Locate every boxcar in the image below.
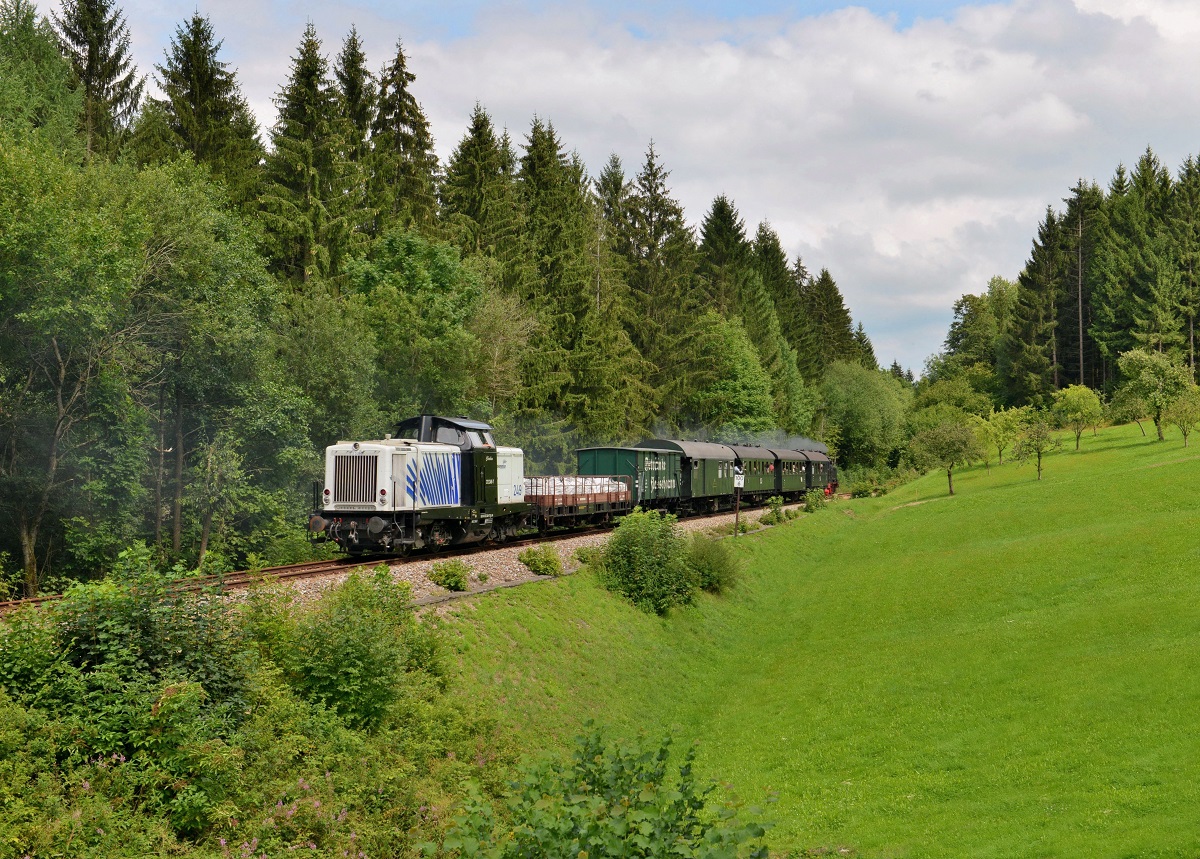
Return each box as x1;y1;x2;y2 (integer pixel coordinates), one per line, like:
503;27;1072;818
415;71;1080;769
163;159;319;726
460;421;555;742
804;450;838;493
576;447;682;507
635;440;737;512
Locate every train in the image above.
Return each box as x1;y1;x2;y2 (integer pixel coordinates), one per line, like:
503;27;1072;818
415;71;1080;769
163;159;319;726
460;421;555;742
307;414;837;555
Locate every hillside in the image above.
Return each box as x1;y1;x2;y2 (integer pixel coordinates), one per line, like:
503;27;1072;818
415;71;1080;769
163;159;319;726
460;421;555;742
435;422;1200;857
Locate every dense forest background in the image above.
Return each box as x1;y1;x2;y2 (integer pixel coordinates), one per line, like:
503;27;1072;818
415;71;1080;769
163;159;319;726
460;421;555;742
5;0;1196;598
0;0;887;595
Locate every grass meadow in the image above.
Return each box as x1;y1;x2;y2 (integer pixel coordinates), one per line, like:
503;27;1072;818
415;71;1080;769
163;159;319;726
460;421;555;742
435;422;1200;858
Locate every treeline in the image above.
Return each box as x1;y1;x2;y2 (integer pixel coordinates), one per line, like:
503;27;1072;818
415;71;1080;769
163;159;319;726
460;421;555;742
934;146;1200;405
0;0;882;595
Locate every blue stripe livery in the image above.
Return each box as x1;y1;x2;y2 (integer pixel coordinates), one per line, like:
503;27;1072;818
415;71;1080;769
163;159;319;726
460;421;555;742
407;451;460;507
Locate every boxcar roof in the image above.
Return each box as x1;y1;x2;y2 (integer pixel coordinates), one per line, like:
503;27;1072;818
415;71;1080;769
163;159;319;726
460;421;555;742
637;439;736;459
725;444;777;461
804;450;833;463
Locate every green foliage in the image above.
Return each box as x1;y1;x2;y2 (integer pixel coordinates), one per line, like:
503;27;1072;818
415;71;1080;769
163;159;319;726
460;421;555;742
1052;384;1104;450
435;729;769;859
600;508;695;615
1117;347;1192;441
687;535;740;594
517;544;563;578
908;419;983;496
1164;384;1200;446
804;489;828;512
819;362;911;467
243;566;432;728
759;495;787;526
1012;409;1062;479
430;558;471;591
574;545;604;567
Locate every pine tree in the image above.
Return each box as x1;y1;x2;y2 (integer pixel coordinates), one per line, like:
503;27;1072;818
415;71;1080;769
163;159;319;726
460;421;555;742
260;23;356;284
853;322;878;370
622;142;697;400
1171;155;1200;377
1006;208;1065;406
145;14;262;205
1059;179;1104;387
801;268;855;376
53;0;143;155
697;195;750;313
370;37;438;230
440;104;531;295
335;26;374;163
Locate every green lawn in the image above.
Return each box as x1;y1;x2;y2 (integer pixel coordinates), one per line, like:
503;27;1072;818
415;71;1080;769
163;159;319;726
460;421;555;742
436;423;1200;858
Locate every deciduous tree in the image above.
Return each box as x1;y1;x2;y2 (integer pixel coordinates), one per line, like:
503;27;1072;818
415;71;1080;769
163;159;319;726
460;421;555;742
909;420;982;496
1052;384;1104;450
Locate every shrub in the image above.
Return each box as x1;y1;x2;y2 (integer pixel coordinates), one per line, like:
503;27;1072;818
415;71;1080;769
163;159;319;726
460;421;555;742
243;566;422;729
435;728;770;858
429;559;471;591
759;496;786;526
573;545;603;567
805;489;828;512
687;535;740;594
599;508;694;615
518;544;563;577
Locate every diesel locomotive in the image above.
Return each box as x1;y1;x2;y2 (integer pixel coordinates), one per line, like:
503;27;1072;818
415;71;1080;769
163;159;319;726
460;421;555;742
308;415;837;555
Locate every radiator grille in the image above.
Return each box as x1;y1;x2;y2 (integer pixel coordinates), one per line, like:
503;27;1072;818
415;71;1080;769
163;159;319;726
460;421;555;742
334;454;378;504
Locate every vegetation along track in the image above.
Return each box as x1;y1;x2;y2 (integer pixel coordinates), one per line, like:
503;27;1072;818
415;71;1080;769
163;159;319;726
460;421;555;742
0;513;727;616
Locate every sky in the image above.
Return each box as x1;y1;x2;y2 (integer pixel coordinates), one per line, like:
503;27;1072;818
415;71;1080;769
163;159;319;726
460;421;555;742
34;0;1200;373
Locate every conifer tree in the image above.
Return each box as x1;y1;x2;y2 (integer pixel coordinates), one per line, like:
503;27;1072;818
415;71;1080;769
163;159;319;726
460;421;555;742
853;322;878;370
335;26;374;163
1059;179;1104;387
1091;167;1156;366
1006;208;1065;406
440;104;531;294
143;14;262;205
595;152;633;267
371;37;438;230
698;195;750;313
53;0;143;155
801;268;855;376
622;142;697;399
1171;155;1200;378
260;23;355;284
0;0;81;150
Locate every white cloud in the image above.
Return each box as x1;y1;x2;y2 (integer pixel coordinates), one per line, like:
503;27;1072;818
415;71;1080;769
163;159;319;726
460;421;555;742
33;0;1200;372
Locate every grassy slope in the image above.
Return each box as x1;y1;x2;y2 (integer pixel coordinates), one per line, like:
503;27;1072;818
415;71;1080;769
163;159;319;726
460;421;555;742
435;423;1200;858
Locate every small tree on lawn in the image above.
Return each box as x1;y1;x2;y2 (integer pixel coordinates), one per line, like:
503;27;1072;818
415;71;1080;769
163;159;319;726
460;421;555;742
1117;348;1191;441
986;406;1027;465
1107;385;1150;436
1165;384;1200;447
909;420;982;496
1012;409;1061;480
1053;384;1104;450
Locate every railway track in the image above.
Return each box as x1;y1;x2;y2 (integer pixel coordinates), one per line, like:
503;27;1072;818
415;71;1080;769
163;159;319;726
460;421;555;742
0;523;638;617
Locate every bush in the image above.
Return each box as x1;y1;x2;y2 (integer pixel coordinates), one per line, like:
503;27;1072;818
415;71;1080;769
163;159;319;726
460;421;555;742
518;544;563;577
759;496;786;526
688;535;740;594
243;566;423;729
573;545;603;567
600;508;694;615
429;559;471;591
435;728;770;859
804;489;828;512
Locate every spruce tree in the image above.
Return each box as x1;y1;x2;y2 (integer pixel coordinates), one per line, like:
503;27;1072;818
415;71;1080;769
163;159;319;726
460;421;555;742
1006;208;1065;406
260;23;355;284
1059;179;1104;387
371;37;438;230
622;142;697;399
53;0;143;155
146;14;262;205
698;195;750;313
1171;155;1200;377
801;268;856;376
853;322;878;370
595;152;633;266
0;0;81;150
335;25;374;162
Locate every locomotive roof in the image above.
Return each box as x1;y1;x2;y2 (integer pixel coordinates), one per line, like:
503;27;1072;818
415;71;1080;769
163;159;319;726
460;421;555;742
637;439;736;459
